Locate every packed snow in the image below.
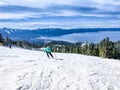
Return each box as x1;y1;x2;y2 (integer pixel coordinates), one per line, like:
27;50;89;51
0;46;120;90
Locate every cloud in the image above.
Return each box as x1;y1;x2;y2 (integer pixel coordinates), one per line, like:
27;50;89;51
0;12;36;20
47;5;97;12
0;1;7;5
0;0;75;8
0;0;120;28
0;4;97;14
0;5;42;13
92;0;120;5
0;19;120;29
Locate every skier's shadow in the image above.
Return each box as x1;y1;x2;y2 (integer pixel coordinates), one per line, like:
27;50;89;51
55;58;64;60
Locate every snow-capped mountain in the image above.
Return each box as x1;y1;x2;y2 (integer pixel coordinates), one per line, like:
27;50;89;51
0;46;120;90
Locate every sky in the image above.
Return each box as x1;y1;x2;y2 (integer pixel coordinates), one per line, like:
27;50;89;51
0;0;120;29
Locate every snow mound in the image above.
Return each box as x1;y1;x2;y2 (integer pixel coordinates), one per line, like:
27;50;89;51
0;46;120;90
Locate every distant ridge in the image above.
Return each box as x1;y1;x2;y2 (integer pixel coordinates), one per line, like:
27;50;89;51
0;28;120;44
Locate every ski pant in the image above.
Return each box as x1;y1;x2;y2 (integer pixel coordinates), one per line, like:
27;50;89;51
46;52;53;58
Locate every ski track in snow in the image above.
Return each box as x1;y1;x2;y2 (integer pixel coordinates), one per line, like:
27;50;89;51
0;46;120;90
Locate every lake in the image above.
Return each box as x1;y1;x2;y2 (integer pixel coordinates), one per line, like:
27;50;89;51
42;31;120;43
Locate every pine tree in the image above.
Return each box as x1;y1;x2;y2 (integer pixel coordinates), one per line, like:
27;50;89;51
5;36;12;46
114;41;120;59
82;44;89;55
87;43;97;56
0;33;3;44
99;37;114;58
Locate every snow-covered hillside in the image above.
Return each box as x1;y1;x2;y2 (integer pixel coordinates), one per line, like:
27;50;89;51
0;46;120;90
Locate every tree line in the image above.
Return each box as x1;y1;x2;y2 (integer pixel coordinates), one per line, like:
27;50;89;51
0;33;120;60
47;38;120;60
0;33;42;49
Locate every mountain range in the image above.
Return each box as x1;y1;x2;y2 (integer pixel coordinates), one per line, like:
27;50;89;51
0;28;120;44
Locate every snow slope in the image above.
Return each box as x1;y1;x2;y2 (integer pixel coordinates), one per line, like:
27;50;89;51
0;46;120;90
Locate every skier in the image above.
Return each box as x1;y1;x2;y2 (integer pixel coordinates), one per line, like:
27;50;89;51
44;46;54;59
9;45;11;49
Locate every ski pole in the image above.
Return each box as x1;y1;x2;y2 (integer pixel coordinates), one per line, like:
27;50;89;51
38;52;45;60
53;52;57;58
41;52;45;57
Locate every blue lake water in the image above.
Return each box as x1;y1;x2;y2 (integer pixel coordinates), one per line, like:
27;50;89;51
42;31;120;43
